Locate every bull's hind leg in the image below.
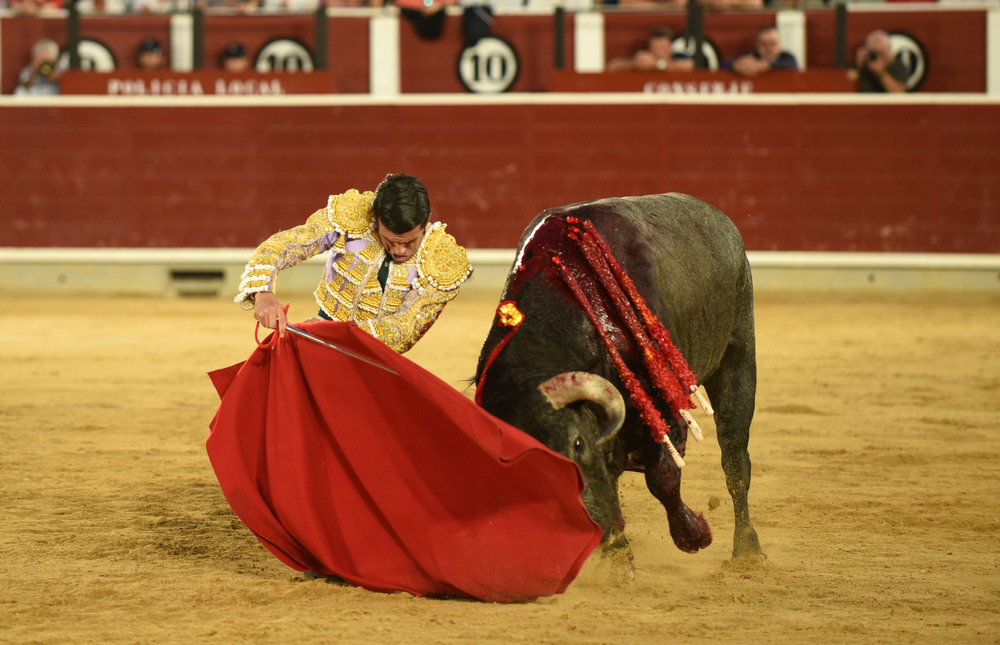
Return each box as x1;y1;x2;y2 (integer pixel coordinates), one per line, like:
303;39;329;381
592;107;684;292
703;303;764;563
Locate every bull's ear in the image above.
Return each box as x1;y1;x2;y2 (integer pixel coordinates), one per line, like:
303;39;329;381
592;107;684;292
538;372;625;446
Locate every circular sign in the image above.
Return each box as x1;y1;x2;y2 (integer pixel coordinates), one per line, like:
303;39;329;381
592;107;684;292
889;31;929;91
457;36;519;94
58;38;117;72
255;38;314;72
673;36;721;71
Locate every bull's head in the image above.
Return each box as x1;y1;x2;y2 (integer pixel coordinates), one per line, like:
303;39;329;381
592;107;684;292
538;372;625;443
536;371;626;536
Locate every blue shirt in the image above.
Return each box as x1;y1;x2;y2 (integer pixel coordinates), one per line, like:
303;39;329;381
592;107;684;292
721;51;799;72
14;64;60;96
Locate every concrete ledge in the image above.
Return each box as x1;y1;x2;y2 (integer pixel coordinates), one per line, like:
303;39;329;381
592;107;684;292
746;251;1000;291
1;248;998;297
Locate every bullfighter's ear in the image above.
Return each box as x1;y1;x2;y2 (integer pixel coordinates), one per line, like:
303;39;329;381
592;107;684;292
538;372;625;443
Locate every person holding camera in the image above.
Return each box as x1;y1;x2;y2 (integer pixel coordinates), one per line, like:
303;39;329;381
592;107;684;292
14;39;62;96
849;29;908;93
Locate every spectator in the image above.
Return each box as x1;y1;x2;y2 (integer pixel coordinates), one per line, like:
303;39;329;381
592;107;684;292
9;0;63;14
76;0;127;12
204;0;260;12
129;0;190;13
14;39;62;97
700;0;763;8
613;0;762;7
848;29;908;93
721;25;798;78
257;0;327;10
221;42;251;72
612;0;687;7
136;37;165;71
397;0;458;41
607;26;694;73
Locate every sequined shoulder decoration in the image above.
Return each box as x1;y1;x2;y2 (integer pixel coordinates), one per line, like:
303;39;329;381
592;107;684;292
325;189;376;236
416;223;472;292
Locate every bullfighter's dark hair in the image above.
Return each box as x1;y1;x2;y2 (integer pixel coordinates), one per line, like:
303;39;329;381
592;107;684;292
372;173;431;234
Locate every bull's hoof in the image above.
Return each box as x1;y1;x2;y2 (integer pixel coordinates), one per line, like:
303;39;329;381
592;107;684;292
732;550;767;568
731;527;765;565
668;505;713;553
599;529;636;581
600;550;636;581
731;544;767;568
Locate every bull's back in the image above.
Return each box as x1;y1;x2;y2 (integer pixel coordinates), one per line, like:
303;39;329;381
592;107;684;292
559;193;746;280
538;193;751;380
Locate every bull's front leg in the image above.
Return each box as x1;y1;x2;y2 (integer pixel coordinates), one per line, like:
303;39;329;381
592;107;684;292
642;449;713;553
599;523;636;581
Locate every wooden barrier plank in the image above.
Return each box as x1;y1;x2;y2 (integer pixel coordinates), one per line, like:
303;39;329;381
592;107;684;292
1;99;998;254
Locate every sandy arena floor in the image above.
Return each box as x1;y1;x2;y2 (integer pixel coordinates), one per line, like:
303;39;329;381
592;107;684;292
1;287;999;644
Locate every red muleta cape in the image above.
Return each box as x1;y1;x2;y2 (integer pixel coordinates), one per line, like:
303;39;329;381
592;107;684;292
206;321;602;603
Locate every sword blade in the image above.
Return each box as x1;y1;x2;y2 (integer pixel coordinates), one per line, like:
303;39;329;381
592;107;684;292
285;325;399;375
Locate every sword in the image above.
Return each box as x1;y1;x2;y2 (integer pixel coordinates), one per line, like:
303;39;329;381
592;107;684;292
286;325;399;375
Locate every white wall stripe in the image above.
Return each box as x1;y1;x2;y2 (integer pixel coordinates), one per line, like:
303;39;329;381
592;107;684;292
573;11;604;73
776;10;806;71
988;7;999;95
170;12;194;72
369;11;400;97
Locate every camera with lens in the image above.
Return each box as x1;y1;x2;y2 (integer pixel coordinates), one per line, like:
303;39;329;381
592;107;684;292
38;61;55;77
866;50;879;63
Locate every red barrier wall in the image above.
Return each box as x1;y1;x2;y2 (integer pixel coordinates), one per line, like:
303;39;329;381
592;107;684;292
2;99;998;253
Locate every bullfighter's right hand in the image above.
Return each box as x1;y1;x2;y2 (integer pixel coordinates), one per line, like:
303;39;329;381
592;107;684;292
253;291;288;338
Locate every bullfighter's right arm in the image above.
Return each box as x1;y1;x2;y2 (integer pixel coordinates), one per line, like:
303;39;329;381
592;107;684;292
235;190;374;310
234;208;341;310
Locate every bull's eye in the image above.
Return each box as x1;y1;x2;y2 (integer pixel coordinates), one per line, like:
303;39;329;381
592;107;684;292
573;438;585;455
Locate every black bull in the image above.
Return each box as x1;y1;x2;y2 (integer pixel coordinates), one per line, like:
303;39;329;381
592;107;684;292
475;193;763;566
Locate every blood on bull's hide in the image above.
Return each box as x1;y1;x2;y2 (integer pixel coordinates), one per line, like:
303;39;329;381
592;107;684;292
475;193;763;571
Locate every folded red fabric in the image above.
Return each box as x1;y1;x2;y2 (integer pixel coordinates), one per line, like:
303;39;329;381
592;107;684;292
207;321;601;602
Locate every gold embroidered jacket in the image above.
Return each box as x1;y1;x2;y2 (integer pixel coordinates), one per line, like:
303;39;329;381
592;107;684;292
236;189;472;353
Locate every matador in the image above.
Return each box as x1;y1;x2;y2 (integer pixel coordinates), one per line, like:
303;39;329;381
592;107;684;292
235;175;472;353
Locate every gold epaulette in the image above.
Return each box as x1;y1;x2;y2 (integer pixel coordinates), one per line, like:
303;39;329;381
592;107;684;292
325;189;376;236
416;223;472;292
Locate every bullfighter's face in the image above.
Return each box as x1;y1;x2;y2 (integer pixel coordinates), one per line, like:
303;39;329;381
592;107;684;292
377;222;425;263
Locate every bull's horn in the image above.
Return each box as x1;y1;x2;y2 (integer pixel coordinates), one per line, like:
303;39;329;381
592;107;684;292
538;372;626;442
